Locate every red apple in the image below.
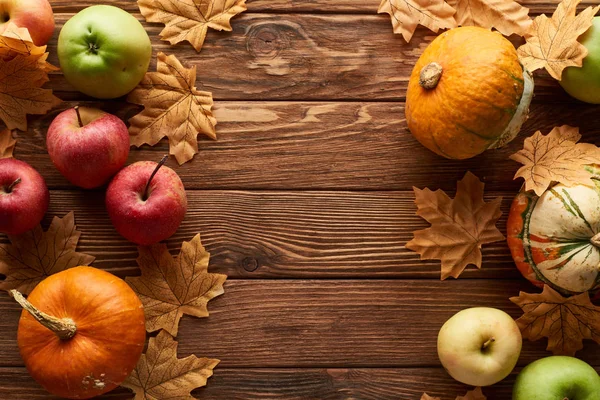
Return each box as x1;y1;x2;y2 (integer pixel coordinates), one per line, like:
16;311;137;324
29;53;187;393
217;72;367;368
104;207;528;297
46;106;130;189
0;158;49;235
106;157;187;245
0;0;55;45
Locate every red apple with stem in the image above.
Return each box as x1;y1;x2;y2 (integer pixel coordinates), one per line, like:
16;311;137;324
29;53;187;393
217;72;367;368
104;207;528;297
0;158;49;235
46;106;130;189
106;156;187;245
0;0;55;45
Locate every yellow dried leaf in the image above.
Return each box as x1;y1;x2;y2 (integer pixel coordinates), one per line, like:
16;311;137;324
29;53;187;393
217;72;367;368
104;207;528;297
406;172;504;280
127;52;217;165
510;125;600;196
517;0;600;80
0;22;58;72
447;0;531;37
421;394;441;400
510;285;600;356
122;330;219;399
421;388;486;400
378;0;457;42
0;212;95;295
138;0;247;52
126;234;227;336
0;128;16;158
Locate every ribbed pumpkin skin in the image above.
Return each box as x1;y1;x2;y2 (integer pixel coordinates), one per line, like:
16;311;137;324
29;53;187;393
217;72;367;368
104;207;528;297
507;184;600;297
406;26;525;159
17;267;146;399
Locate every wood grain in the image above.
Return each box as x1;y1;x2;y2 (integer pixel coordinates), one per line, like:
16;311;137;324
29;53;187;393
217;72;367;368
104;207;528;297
16;102;600;191
1;280;599;368
1;190;518;278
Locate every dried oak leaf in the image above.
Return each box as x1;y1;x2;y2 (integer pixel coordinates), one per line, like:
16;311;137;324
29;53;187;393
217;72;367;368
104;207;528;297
127;52;217;165
421;388;486;400
0;54;61;131
447;0;531;37
510;285;600;356
517;0;600;80
406;171;504;280
510;125;600;196
122;330;219;399
0;128;16;158
138;0;247;52
0;22;58;72
126;234;227;336
0;212;95;295
378;0;457;42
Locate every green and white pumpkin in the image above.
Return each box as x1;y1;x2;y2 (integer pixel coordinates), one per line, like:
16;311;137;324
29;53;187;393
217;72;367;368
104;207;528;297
507;182;600;296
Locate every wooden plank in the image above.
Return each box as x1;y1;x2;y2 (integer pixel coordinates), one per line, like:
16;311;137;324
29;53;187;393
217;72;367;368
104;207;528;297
45;14;565;102
1;280;599;367
1;190;519;278
16;102;600;191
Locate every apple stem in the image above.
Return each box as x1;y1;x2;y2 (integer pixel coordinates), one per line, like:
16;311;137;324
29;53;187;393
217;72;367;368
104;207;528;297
143;155;169;201
6;177;21;193
481;337;495;350
74;106;83;128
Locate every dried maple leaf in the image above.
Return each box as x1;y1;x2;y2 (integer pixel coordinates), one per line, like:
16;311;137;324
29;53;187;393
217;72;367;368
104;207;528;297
122;330;219;399
127;52;217;165
517;0;600;80
378;0;457;42
138;0;247;52
0;212;95;295
406;171;504;280
421;388;486;400
0;22;58;72
421;395;440;400
126;234;227;336
447;0;531;37
510;125;600;196
511;285;600;356
0;128;16;158
0;54;61;131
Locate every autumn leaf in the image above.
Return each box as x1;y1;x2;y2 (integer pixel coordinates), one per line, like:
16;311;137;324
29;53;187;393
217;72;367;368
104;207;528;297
517;0;600;80
378;0;457;42
406;171;504;280
122;330;219;399
0;129;16;158
0;22;58;72
447;0;531;37
510;285;600;356
127;52;217;165
0;212;95;295
421;388;486;400
0;54;61;131
421;394;440;400
138;0;247;52
510;125;600;196
126;234;227;336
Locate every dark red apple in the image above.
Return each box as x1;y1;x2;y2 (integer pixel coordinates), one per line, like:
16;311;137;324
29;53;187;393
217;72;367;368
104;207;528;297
0;158;49;235
105;157;187;245
46;106;130;189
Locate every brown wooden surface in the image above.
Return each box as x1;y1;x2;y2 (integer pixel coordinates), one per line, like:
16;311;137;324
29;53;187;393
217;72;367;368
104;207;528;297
1;0;599;399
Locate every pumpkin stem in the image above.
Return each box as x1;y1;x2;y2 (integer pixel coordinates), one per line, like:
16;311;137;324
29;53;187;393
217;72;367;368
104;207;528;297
591;233;600;248
419;62;443;90
9;290;77;340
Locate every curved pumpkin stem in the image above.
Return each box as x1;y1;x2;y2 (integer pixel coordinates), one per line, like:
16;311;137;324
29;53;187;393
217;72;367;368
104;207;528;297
591;233;600;248
9;290;77;340
419;62;443;90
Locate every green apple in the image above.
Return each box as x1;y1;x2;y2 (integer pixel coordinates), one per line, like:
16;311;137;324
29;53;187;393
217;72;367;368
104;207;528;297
437;307;522;387
513;356;600;400
57;5;151;99
560;17;600;104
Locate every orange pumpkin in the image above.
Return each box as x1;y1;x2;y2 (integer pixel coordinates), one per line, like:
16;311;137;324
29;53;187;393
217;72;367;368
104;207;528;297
12;266;146;399
406;26;534;160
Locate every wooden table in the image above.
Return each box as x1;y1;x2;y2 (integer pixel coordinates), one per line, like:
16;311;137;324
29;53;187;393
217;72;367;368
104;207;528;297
2;0;600;398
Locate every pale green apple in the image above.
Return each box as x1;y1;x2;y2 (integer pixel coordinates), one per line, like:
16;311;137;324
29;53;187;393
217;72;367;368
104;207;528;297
57;5;151;99
513;356;600;400
560;17;600;104
437;307;522;387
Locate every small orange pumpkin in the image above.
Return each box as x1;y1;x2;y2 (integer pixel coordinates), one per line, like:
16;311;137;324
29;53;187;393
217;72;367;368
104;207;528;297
12;266;146;399
406;26;534;160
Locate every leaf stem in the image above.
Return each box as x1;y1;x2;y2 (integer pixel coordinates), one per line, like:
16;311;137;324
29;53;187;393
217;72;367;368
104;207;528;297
143;155;168;201
74;106;83;128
